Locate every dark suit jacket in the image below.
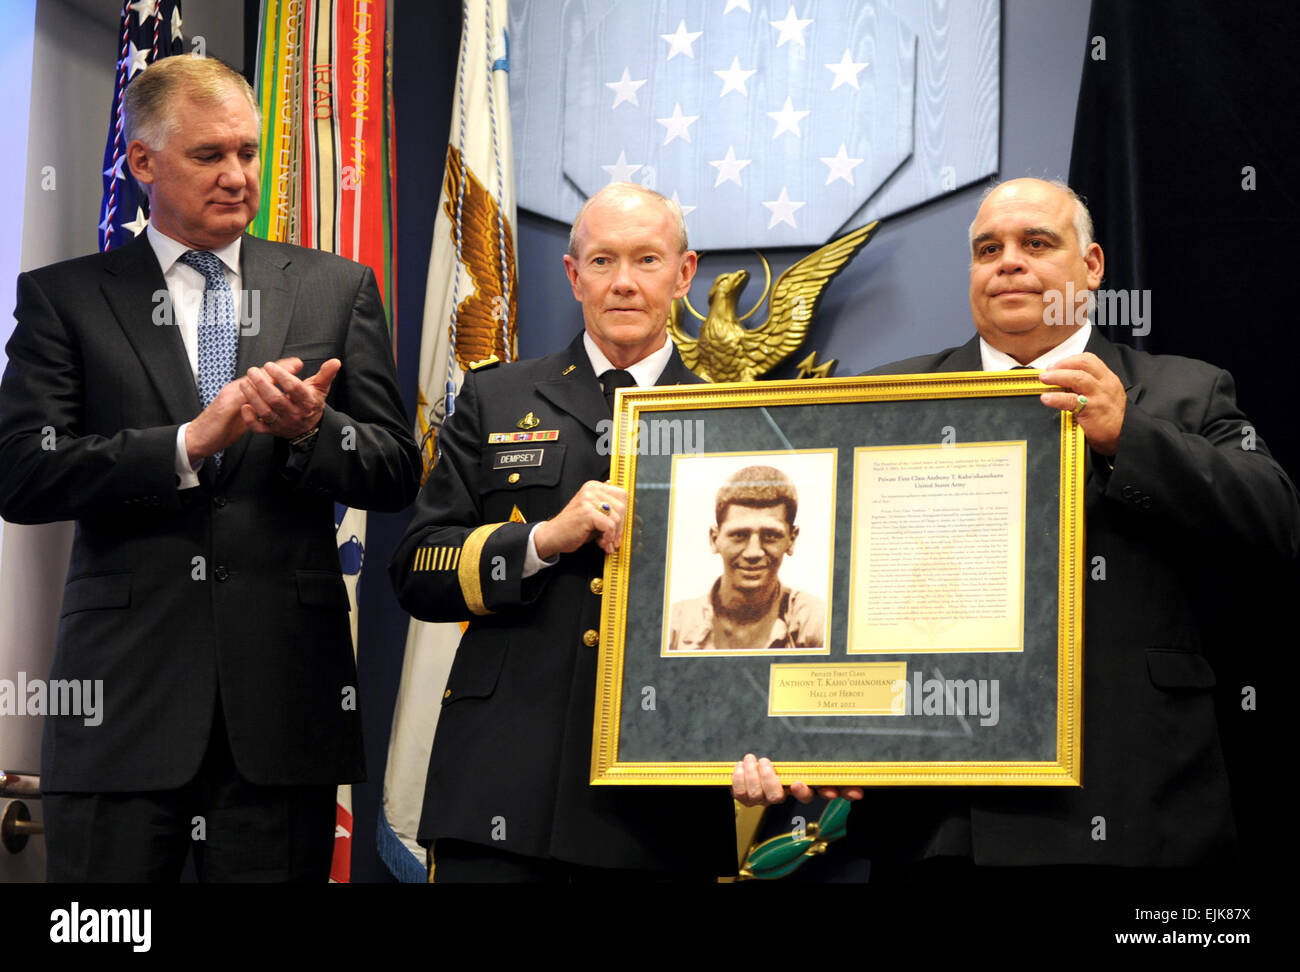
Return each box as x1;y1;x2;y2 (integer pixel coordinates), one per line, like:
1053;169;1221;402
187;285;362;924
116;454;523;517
0;233;421;792
389;332;736;873
853;330;1300;866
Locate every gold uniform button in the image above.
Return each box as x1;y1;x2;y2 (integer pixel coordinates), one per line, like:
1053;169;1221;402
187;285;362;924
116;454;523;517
589;577;604;595
507;472;521;484
582;629;599;648
443;689;452;699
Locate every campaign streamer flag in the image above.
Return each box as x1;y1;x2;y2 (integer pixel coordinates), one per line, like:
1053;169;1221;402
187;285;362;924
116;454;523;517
98;0;185;252
377;0;516;882
252;0;397;883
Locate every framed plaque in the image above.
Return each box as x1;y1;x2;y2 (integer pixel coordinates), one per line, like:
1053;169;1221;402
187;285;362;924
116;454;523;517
591;371;1084;787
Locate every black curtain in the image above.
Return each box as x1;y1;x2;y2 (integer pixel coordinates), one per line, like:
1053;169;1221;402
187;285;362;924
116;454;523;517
1069;0;1299;872
1068;0;1298;478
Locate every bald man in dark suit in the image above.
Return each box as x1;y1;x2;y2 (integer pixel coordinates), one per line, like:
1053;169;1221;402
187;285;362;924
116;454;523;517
737;179;1299;878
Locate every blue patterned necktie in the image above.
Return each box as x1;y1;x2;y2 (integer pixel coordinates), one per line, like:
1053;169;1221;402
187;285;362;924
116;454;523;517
178;249;238;468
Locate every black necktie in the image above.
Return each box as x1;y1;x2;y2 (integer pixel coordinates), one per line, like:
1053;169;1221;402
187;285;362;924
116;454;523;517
600;369;637;414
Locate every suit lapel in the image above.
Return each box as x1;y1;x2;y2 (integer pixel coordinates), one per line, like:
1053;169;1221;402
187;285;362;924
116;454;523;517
218;235;298;482
1081;330;1141;497
234;234;297;376
939;335;983;372
1085;329;1142;406
101;235;201;427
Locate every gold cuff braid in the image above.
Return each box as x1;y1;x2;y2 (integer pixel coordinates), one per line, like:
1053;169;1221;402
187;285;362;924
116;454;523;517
457;522;508;616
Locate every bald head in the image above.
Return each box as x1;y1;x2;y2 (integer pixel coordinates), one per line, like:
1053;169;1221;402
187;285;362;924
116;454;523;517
568;183;688;257
970;178;1094;260
967;178;1105;364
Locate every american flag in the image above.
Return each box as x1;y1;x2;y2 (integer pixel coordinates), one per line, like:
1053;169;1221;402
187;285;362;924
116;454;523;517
99;0;185;252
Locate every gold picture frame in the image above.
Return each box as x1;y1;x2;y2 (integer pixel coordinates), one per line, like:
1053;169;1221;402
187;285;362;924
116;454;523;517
591;371;1084;787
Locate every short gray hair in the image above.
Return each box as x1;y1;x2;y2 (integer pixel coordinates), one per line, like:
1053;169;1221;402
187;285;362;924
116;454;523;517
123;56;261;150
967;178;1095;257
568;182;689;257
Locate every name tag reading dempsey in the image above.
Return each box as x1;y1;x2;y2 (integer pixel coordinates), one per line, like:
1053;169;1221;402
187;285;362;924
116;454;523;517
768;662;908;716
492;449;545;469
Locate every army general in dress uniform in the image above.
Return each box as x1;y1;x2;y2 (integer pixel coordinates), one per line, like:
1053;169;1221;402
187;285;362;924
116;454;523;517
389;183;739;882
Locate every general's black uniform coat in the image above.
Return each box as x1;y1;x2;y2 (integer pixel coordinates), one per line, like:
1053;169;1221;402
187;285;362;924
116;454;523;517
0;233;421;792
390;332;736;873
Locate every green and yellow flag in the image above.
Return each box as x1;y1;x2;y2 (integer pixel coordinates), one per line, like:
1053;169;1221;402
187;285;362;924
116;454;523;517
250;0;398;884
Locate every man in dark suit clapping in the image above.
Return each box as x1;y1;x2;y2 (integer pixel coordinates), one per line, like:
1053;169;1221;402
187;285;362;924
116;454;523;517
0;56;420;881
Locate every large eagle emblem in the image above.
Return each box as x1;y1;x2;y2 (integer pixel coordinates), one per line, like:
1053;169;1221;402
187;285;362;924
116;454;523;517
668;221;879;382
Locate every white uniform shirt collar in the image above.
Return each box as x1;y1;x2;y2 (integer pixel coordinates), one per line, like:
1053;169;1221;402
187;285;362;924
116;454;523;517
979;321;1093;371
582;331;675;387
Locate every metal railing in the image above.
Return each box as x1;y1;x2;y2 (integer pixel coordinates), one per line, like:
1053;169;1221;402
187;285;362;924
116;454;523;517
0;770;43;854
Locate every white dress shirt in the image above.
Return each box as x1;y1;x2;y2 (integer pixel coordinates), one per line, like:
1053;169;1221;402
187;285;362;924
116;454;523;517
979;321;1093;372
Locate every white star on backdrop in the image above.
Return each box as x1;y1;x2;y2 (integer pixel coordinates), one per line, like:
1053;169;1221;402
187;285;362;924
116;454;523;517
713;56;757;98
723;0;751;13
708;145;752;187
171;5;183;42
820;143;864;185
126;41;149;78
762;187;805;228
670;191;696;218
770;5;813;47
123;206;150;237
656;103;700;144
104;156;127;182
660;20;702;60
766;96;810;139
825;49;869;90
605;67;647;109
129;0;159;22
601;150;643;182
